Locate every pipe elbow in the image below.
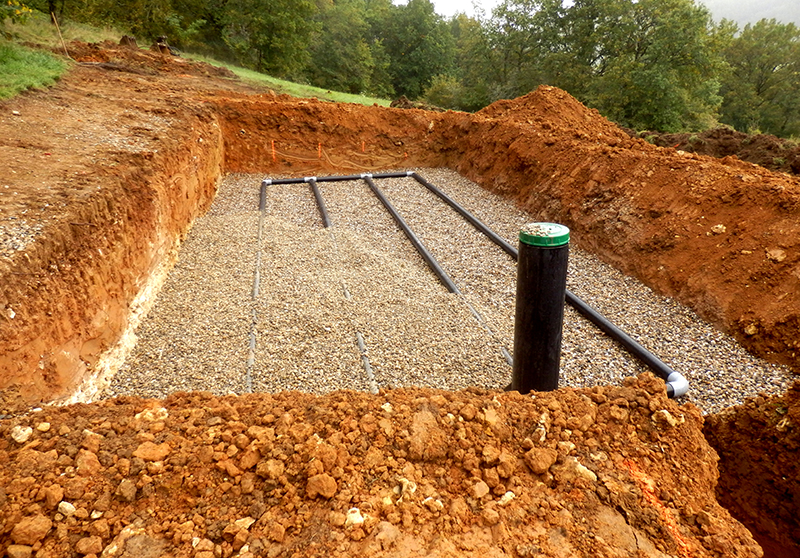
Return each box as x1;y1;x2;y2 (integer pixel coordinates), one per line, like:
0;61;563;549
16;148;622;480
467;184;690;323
665;372;689;398
262;179;272;186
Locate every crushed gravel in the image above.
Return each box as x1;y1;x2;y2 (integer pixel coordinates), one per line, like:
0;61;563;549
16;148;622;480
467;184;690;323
103;169;794;414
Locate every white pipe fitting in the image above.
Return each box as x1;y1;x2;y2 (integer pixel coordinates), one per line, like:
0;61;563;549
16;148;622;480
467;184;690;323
666;372;689;398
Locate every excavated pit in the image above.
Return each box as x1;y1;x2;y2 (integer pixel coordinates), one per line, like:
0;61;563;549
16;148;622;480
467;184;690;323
1;42;799;557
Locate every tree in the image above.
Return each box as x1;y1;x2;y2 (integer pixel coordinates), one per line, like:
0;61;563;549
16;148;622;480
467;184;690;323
306;0;392;96
719;19;800;137
580;0;726;131
469;0;725;131
372;0;455;98
221;0;319;77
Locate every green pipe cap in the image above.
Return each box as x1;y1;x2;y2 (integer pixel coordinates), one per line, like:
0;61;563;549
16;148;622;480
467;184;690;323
519;222;570;247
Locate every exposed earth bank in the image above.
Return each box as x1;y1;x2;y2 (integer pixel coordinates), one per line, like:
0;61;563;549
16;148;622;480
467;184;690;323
0;374;763;558
634;127;800;177
0;41;799;556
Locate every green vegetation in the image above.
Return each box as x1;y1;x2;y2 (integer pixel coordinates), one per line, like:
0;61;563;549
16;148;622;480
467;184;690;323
0;39;65;99
4;0;800;137
718;19;800;138
3;10;121;46
185;53;390;106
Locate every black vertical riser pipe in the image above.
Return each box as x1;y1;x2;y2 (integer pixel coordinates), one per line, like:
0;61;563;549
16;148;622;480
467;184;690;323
511;225;570;393
362;175;461;295
410;174;688;397
308;178;332;228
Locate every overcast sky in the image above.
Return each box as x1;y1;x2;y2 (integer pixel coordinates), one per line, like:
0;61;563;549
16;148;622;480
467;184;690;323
429;0;800;27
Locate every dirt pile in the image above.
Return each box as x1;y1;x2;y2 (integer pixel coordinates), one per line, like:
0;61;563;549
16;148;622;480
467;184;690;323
440;87;800;371
0;374;762;557
635;127;800;176
65;40;237;79
705;382;800;558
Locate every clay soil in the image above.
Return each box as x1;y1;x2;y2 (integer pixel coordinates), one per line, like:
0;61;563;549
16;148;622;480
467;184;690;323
1;41;800;557
636;128;800;176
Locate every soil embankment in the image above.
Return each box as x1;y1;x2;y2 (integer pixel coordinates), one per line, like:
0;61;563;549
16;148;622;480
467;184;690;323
705;384;800;558
0;374;763;558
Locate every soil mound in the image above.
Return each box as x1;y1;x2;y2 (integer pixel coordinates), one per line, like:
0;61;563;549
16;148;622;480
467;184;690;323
635;127;800;176
0;374;761;557
705;381;800;558
475;87;629;143
65;40;237;79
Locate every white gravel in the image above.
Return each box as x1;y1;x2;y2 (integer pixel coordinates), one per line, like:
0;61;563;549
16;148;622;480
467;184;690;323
104;169;794;414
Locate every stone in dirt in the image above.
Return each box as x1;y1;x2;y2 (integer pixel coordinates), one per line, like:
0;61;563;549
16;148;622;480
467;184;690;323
306;473;337;499
10;515;52;545
132;441;171;461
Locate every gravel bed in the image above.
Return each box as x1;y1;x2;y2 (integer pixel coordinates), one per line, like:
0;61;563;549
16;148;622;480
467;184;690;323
103;170;794;414
381;168;793;414
105;211;257;398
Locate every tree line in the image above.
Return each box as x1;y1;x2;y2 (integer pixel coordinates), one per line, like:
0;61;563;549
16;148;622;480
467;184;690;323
19;0;800;136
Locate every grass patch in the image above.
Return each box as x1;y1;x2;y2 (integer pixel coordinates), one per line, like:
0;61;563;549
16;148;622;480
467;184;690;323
3;11;123;49
0;39;66;99
184;52;391;107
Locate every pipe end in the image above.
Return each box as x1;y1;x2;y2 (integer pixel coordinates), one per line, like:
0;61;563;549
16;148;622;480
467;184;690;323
665;372;689;398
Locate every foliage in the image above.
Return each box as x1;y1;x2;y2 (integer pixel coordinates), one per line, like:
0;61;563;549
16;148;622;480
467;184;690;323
477;0;724;131
5;0;800;137
371;0;455;98
0;38;65;98
306;0;392;96
1;1;33;25
184;52;391;106
718;19;800;138
219;0;319;78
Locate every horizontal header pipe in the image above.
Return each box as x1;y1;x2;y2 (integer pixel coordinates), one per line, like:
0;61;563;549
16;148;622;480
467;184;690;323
263;171;413;186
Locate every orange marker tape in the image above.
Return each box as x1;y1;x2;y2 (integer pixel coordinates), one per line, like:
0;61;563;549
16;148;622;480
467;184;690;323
271;140;276;162
318;143;322;159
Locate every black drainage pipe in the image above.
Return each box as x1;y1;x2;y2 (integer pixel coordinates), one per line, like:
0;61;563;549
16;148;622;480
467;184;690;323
308;178;332;228
362;174;461;295
411;172;517;257
263;171;414;186
412;175;688;398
